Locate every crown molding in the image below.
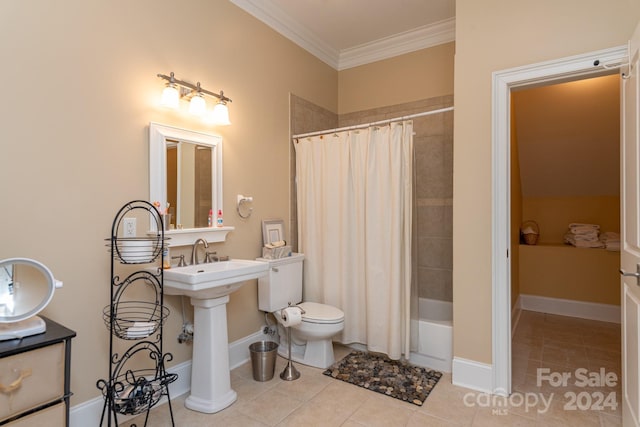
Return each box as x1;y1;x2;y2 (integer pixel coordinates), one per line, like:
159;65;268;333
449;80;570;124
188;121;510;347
230;0;455;71
230;0;340;69
338;18;455;70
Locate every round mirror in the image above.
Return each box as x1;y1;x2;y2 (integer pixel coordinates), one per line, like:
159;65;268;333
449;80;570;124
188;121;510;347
0;258;58;323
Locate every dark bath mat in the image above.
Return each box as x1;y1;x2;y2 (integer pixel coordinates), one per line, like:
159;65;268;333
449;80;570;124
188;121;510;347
323;350;442;406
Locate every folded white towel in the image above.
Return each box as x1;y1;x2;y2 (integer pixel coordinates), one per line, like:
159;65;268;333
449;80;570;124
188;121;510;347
564;233;605;248
573;233;599;242
574;239;605;248
563;233;576;245
569;223;600;230
571;227;599;236
606;241;621;251
569;224;601;236
600;231;620;242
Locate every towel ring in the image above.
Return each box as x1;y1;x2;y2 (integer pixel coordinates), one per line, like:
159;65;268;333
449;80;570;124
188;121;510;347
237;195;253;219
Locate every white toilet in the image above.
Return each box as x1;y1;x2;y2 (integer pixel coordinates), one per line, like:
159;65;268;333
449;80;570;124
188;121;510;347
257;253;344;369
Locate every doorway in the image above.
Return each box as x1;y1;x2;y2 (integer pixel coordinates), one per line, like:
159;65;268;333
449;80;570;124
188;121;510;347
491;45;629;395
509;74;622;413
512;74;621;312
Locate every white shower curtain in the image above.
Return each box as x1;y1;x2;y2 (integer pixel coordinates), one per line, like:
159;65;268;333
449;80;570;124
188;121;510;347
295;121;413;359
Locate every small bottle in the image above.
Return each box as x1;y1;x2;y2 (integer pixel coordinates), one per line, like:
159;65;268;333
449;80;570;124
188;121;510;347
216;209;223;227
208;209;213;227
162;246;171;269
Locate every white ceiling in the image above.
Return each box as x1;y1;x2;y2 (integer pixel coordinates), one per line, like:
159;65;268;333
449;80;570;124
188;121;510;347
229;0;456;70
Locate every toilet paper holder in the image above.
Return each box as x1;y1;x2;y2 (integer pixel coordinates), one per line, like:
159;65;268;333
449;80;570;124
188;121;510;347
281;304;305;319
280;304;305;381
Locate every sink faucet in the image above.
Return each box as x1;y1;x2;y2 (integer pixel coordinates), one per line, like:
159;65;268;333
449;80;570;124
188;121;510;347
191;238;209;265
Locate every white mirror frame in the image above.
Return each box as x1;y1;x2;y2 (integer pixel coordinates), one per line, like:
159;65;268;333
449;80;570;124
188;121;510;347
149;122;233;246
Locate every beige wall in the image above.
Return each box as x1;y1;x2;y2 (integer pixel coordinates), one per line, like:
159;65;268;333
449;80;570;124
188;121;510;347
514;75;620;199
519;245;620;305
338;42;455;114
454;0;640;364
0;0;337;404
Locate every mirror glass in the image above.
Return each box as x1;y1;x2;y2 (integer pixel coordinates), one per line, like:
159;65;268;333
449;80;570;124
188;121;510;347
150;123;222;231
0;258;56;323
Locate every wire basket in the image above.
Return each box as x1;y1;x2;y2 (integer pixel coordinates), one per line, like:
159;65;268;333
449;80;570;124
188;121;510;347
103;301;170;340
109;237;163;264
520;220;540;245
111;369;178;415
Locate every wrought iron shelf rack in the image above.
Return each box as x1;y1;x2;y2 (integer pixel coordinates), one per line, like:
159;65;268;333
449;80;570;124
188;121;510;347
97;200;176;427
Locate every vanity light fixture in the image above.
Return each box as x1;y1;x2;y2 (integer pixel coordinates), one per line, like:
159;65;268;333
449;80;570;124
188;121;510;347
208;98;231;126
160;74;180;109
157;72;232;125
188;83;206;117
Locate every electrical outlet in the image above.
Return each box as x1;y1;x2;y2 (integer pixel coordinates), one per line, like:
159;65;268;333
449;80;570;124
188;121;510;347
123;218;136;237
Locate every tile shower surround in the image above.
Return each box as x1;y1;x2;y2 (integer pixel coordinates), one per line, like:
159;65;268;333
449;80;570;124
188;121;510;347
290;95;453;302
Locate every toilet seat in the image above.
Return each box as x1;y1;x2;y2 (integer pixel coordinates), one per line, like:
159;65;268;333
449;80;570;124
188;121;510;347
298;302;344;324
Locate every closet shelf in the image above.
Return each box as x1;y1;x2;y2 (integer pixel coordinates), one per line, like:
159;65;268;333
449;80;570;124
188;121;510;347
519;243;619;253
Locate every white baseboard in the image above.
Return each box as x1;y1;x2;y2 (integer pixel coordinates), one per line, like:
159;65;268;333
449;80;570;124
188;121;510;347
70;361;192;427
70;327;273;426
519;294;621;323
451;357;493;393
410;351;452;373
229;327;277;370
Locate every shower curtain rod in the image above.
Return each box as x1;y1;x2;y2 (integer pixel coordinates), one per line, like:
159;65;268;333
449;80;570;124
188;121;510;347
291;106;454;139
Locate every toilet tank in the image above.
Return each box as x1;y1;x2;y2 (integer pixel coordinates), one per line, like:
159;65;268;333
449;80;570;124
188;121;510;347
257;253;304;312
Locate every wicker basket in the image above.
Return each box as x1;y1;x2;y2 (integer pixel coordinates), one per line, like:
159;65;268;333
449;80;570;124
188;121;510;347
521;220;539;245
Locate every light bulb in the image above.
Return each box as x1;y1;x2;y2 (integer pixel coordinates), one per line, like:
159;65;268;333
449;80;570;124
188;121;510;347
189;93;206;116
211;102;231;125
160;83;179;109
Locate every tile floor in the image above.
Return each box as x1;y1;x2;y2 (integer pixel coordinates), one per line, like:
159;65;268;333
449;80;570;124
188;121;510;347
131;310;622;426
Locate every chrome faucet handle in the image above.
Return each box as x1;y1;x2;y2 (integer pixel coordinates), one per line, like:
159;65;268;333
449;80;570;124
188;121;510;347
205;251;217;263
171;255;186;267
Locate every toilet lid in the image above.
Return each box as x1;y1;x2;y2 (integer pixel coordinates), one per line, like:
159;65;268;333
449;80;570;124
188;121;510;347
298;302;344;324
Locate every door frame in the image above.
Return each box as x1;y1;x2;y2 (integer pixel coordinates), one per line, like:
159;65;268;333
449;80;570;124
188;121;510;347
491;45;629;395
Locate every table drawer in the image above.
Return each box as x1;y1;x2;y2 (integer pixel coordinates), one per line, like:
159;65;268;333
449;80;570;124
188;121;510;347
6;402;65;427
0;342;65;422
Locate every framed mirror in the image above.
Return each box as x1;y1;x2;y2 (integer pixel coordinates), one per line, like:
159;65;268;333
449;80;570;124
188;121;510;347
150;123;231;246
0;258;62;340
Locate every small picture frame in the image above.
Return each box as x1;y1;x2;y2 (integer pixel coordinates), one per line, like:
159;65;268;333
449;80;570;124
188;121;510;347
262;219;285;245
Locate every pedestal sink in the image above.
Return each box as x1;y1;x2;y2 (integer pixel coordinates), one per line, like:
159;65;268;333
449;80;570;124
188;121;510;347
162;259;269;413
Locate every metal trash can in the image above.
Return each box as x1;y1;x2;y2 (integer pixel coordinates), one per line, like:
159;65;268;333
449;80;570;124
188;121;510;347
249;341;279;381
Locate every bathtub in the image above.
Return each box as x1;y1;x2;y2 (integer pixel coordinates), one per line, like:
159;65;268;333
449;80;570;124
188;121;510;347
410;298;453;372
